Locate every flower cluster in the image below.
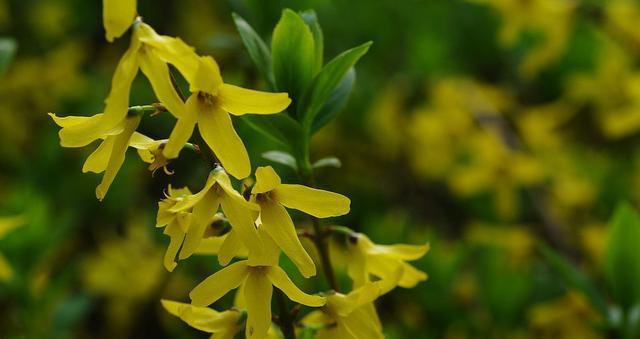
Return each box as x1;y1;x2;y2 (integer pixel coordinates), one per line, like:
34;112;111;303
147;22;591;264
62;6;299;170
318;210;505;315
48;1;429;338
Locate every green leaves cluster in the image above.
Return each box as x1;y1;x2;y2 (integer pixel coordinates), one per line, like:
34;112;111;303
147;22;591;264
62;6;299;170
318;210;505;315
541;202;640;338
233;9;371;177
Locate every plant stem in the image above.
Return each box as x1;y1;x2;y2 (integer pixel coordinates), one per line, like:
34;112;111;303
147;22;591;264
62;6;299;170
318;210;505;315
311;216;340;292
275;289;296;339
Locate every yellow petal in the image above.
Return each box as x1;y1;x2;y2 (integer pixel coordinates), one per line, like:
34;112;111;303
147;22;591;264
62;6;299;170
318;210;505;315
347;241;368;288
180;191;219;260
129;131;155;147
82;137;115;173
217;84;291;116
190;260;249;306
49;113;98;128
220;193;263;257
95;115;141;201
194;235;226;256
163;221;185;272
266;265;325;307
217;230;246;266
190;56;224;95
252;166;281;194
198;103;250;179
274;184;350;218
138;48;186;119
340;307;384;339
243;270;273;339
163;94;198;159
53;114;121;148
330;283;380;316
368;242;429;261
260;200;315;277
161;300;240;334
103;0;137;42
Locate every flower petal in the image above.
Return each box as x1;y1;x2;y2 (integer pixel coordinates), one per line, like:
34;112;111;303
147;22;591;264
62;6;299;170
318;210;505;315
82;137;115;174
161;299;240;334
190;260;249;307
163;221;185;272
198;103;250;179
217;230;245;266
243;270;273;339
103;0;137;42
252;166;281;194
220;194;263;256
180;191;219;260
368;242;430;261
217;84;291;116
266;265;325;307
95;115;141;201
163;94;198;159
274;184;350;218
139;49;186;119
260;200;316;277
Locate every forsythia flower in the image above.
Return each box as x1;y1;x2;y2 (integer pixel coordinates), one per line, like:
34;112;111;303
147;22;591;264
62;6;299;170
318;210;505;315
156;185;193;271
190;260;326;339
103;0;137;42
347;232;429;289
163;56;291;179
0;216;23;281
301;268;401;339
49;114;142;200
251;166;350;278
161;300;244;339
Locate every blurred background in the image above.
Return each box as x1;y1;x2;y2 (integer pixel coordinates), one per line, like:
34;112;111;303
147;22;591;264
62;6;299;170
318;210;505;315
2;0;640;338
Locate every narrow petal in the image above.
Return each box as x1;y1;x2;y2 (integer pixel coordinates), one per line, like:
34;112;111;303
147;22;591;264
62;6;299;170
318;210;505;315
161;300;240;334
139;49;186;119
163;221;185;272
331;283;380;316
368;242;430;261
103;0;137;42
163;94;198;159
266;266;325;307
243;270;273;339
190;56;224;95
220;194;262;255
340;307;384;339
180;191;219;260
217;230;245;266
274;184;350;218
217;84;291;116
198;103;250;179
53;114;121;148
95;115;141;201
82;137;115;173
260;200;315;277
190;261;249;306
252;166;281;194
49;113;98;128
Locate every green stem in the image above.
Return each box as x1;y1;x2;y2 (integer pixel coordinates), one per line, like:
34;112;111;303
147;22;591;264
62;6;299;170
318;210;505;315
311;216;340;292
275;289;296;339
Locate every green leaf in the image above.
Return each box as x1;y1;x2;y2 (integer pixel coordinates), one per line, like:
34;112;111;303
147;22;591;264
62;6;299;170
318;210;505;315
299;41;372;128
0;38;17;76
313;156;341;169
604;202;640;310
300;9;323;72
262;151;298;171
232;13;275;89
538;244;608;317
271;9;316;109
239;114;301;150
311;68;356;133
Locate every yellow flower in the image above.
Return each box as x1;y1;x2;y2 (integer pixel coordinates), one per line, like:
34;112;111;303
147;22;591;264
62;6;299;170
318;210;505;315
190;261;325;339
129;133;173;175
347;233;429;289
103;0;137;42
49;114;142;200
528;291;602;339
0;216;23;281
161;300;243;339
155;185;193;271
162;57;292;179
251;166;350;278
166;167;271;264
301;269;401;339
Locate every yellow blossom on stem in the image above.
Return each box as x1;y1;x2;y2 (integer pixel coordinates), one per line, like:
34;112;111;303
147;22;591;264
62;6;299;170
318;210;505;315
190;260;325;339
251;166;351;278
163;57;292;179
347;232;429;289
103;0;137;42
155;185;193;272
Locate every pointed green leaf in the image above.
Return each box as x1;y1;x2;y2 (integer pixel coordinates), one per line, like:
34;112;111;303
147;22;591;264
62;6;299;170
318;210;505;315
312;156;341;169
604;202;640;310
0;38;16;76
300;9;323;72
299;41;372;128
271;9;316;109
262;151;298;171
539;244;608;317
311;68;356;133
239;114;301;150
232;13;275;89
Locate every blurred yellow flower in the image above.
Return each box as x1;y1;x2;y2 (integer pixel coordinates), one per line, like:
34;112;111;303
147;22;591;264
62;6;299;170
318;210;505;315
528;291;602;339
347;232;429;289
0;216;23;281
190;261;325;339
251;165;350;278
465;223;535;266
